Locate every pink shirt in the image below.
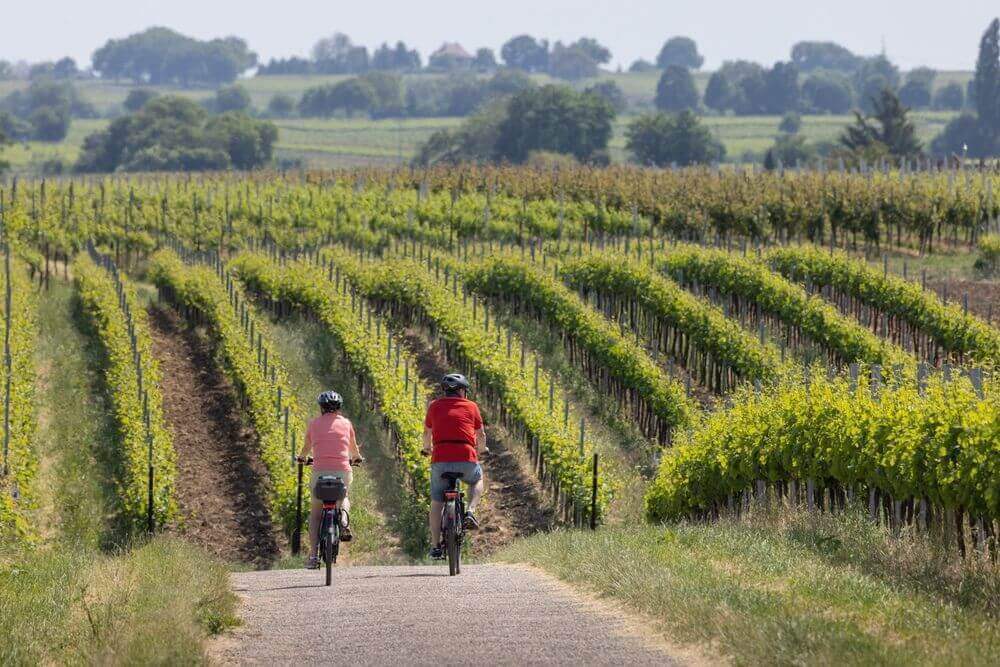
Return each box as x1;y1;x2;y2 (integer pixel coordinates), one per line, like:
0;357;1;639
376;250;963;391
306;413;354;471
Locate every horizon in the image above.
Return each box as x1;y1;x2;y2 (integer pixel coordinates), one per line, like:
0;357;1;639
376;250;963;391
4;1;999;73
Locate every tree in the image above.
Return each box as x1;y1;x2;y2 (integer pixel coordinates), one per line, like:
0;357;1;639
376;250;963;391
53;57;78;79
213;84;252;113
931;113;993;157
443;74;490;115
124;89;158;112
501;35;549;72
359;71;403;117
298;79;376;117
763;61;800;114
933;82;965;110
790;41;861;72
548;44;599;80
585;81;627;113
656;37;703;69
0;61;12;80
75;95;276;172
0;79;96;142
655;65;699;112
972;18;1000;140
92;27;256;85
473;48;498;72
857;75;891;114
840;88;921;158
372;41;421;71
487;69;534;97
737;75;768;114
413;101;507;165
205;112;277;169
629;59;657;73
625;111;724;166
0;112;31;142
267;94;295;117
703;71;734;111
854;55;900;112
0;124;9;173
778;111;802;134
495;84;615;163
907;67;937;87
802;72;854;113
571;38;612;65
709;60;768;114
257;57;312;76
897;79;931;109
404;75;488;117
764;133;815;168
312;33;369;74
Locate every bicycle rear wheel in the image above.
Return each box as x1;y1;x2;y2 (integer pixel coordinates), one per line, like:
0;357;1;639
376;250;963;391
446;525;459;576
324;538;333;586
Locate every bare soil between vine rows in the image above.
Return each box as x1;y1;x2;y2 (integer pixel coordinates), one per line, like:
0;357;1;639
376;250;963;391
148;306;281;568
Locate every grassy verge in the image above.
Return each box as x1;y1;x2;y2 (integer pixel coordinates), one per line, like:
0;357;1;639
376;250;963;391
498;508;1000;666
33;281;119;548
0;282;238;665
0;536;237;665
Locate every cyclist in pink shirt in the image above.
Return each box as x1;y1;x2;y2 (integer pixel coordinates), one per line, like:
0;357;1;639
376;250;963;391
297;391;363;569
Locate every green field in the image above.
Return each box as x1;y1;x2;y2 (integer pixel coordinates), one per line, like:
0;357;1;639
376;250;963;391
3;111;958;174
0;70;970;174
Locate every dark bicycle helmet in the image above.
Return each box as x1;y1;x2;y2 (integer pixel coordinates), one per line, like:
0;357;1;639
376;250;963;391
317;390;343;412
441;373;470;393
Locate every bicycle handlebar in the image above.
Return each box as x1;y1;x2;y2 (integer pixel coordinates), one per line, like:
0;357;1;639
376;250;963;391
296;457;365;466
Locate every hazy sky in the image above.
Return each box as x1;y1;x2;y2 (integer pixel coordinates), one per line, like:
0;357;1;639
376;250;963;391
3;1;998;72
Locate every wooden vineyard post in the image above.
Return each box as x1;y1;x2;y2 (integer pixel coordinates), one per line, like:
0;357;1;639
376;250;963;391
292;462;304;556
2;238;9;478
590;453;599;530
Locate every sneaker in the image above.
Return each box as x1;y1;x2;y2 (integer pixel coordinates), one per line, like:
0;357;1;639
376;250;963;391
463;511;480;530
340;525;353;542
429;546;445;560
305;555;320;570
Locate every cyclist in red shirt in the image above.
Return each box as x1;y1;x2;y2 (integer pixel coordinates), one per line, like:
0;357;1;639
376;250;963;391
422;373;487;560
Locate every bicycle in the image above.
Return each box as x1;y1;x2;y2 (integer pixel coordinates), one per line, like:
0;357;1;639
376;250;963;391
439;472;467;576
298;457;362;587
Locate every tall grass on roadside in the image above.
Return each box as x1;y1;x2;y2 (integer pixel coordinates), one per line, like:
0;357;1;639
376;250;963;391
0;536;237;666
499;506;1000;666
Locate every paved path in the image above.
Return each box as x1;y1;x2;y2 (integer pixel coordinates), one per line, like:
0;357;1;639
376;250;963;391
212;565;678;666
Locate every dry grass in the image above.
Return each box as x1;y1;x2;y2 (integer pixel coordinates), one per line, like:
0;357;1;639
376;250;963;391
1;536;237;666
499;506;1000;666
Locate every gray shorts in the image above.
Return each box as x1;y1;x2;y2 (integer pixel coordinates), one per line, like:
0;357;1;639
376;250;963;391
430;462;482;502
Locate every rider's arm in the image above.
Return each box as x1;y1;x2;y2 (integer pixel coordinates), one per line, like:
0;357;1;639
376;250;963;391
299;428;313;459
422;426;433;454
348;424;362;460
475;427;487;453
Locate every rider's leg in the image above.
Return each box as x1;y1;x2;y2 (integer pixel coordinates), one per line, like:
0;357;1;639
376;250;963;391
341;496;350;526
340;470;353;526
308;497;323;555
467;476;485;513
429;499;444;545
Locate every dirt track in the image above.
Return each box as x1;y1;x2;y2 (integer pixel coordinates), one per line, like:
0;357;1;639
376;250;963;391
211;565;677;665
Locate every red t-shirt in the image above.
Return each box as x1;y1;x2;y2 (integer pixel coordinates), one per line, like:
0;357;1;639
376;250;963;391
424;397;483;463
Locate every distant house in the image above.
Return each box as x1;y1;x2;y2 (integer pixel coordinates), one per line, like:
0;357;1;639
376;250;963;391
429;43;473;71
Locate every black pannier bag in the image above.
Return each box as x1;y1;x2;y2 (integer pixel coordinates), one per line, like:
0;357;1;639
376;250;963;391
314;475;347;502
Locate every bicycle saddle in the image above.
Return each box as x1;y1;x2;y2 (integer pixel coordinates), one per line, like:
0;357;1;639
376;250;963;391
440;472;466;481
